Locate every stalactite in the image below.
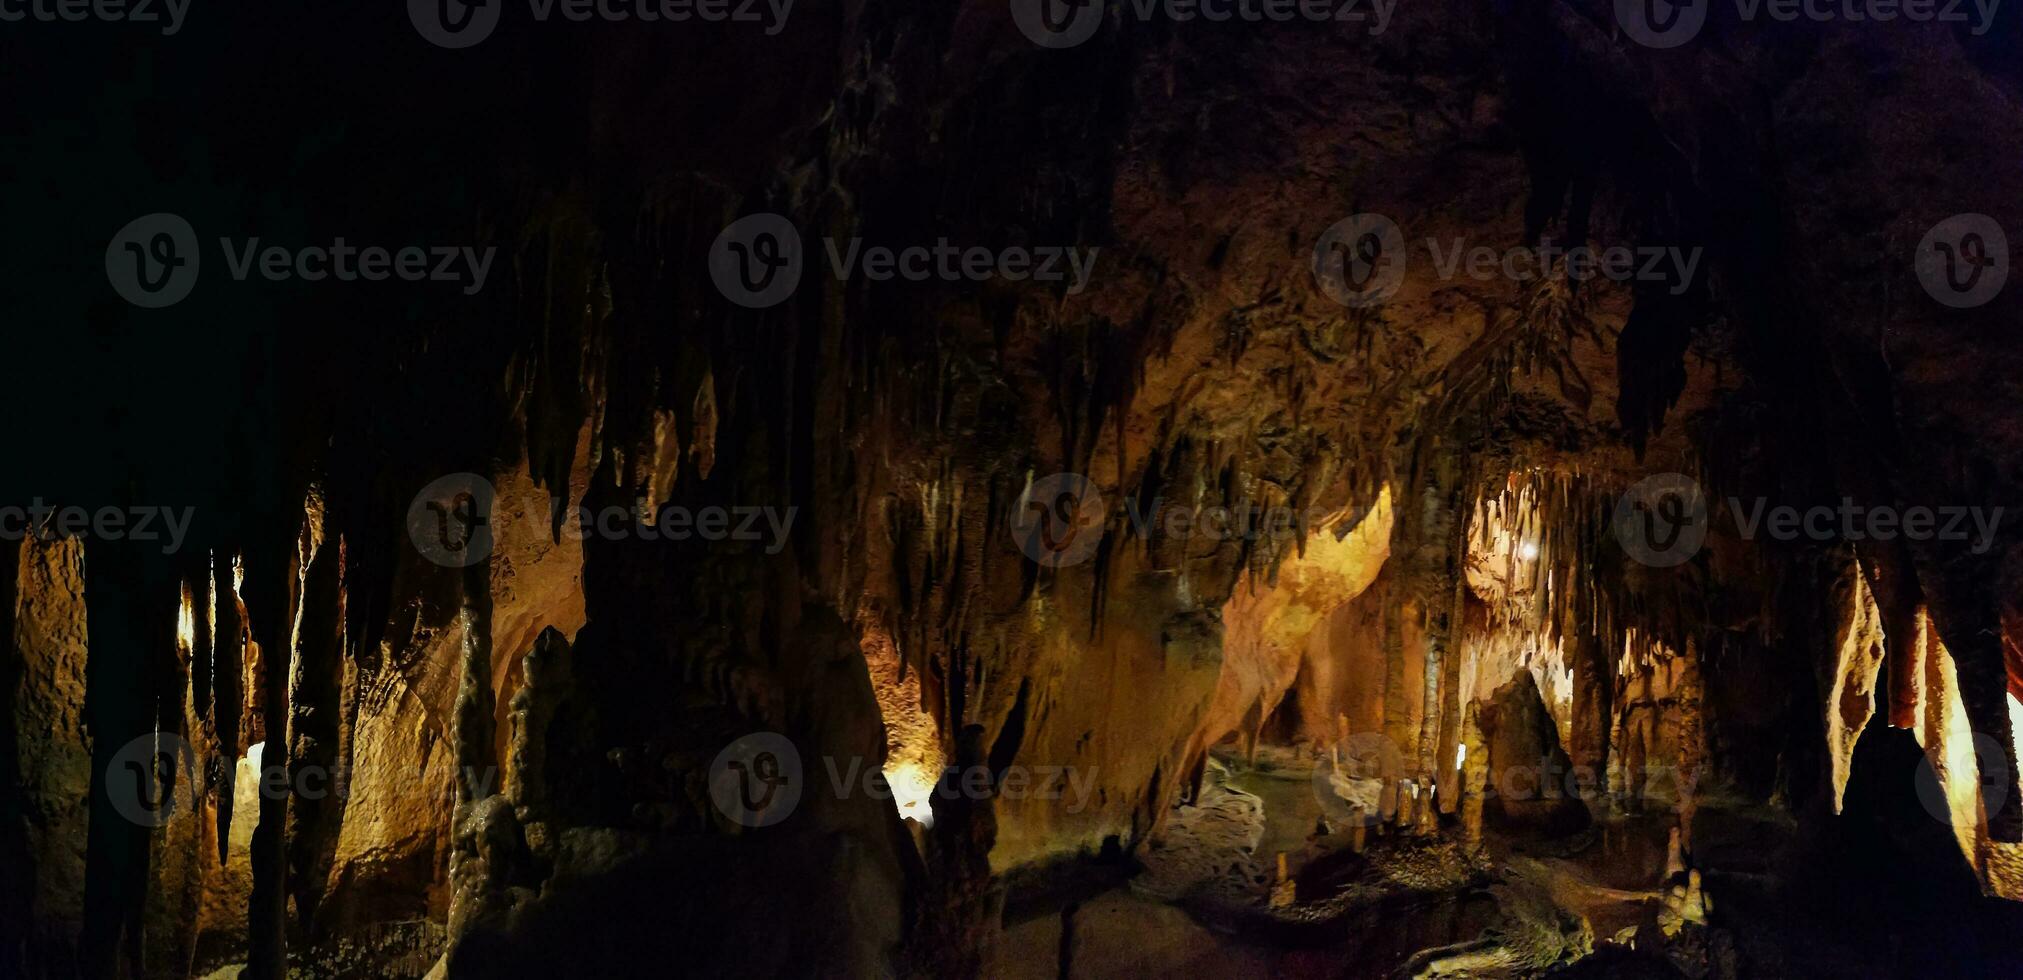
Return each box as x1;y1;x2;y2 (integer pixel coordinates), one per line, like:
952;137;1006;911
1914;547;2023;844
189;560;214;734
144;576;205;979
286;531;345;940
211;549;243;860
1866;552;1928;732
1380;583;1412;824
1418;593;1449;820
79;536;175;980
640;407;681;520
1434;570;1467;816
1567;628;1612;792
1823;559;1886;813
244;488;318;980
507;627;573;861
692;367;719;481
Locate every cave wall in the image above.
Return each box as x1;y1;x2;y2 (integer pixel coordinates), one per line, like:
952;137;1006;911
4;2;2023;977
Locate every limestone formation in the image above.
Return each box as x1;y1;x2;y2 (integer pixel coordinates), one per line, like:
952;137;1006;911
7;5;2023;979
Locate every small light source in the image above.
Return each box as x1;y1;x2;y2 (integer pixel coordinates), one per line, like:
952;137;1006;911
1456;743;1467;770
1518;542;1539;560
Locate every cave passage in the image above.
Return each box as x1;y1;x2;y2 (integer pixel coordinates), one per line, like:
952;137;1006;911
6;4;2023;980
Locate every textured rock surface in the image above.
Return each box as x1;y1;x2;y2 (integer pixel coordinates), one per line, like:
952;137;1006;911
8;540;92;977
6;4;2023;979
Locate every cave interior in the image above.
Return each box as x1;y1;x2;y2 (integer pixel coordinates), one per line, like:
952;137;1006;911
5;4;2023;979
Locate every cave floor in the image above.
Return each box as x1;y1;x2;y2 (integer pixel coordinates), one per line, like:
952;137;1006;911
993;745;2023;979
992;752;1638;979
